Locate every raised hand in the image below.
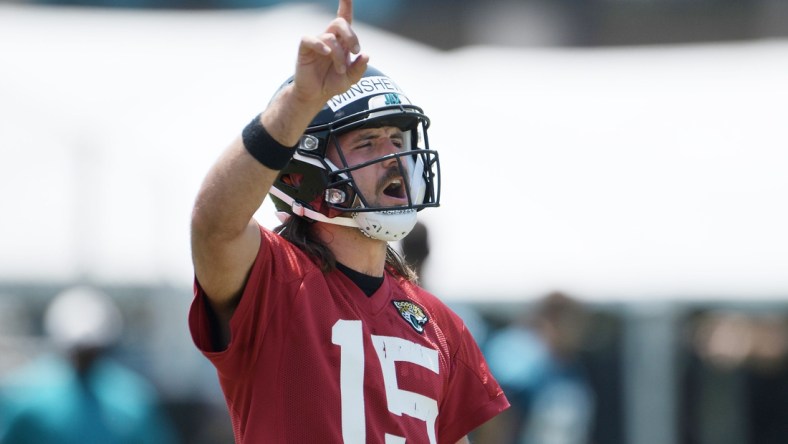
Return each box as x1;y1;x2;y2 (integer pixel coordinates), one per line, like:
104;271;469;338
292;0;369;105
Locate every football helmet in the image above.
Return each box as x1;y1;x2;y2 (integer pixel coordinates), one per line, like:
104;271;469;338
269;66;440;241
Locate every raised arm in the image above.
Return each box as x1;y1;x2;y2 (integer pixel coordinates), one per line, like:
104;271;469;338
190;0;369;336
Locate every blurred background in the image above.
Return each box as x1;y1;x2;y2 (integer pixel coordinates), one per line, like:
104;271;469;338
1;0;787;443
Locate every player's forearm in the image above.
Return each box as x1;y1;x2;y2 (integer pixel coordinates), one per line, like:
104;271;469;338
261;83;330;146
191;138;276;243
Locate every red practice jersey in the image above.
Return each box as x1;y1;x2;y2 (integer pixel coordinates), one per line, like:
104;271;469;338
190;225;509;443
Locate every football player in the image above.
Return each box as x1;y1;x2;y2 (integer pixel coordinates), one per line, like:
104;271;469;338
189;0;509;442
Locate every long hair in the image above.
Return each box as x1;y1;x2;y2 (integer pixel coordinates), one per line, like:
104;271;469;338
274;216;418;282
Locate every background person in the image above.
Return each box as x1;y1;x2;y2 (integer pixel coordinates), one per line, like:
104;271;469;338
0;286;179;444
479;291;594;444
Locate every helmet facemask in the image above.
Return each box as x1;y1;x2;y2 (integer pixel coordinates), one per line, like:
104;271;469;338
323;118;437;240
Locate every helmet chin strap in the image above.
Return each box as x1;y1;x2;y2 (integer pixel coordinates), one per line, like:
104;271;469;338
270;187;417;241
270;186;356;227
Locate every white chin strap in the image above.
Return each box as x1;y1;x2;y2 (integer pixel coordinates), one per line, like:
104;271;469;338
270;187;418;241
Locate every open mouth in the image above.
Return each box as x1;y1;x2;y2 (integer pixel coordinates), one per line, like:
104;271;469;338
383;178;407;199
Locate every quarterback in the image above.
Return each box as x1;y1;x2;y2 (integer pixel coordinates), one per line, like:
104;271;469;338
189;0;509;442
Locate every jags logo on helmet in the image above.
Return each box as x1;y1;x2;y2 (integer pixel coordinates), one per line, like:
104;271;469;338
392;300;429;333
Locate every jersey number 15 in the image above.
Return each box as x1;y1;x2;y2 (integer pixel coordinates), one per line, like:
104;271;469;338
332;319;440;444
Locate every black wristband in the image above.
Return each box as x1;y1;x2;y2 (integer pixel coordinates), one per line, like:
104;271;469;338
242;114;297;170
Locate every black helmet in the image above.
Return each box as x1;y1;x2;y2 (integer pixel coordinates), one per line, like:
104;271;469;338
269;66;440;241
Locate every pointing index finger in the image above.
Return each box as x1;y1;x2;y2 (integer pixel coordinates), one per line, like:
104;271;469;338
337;0;353;24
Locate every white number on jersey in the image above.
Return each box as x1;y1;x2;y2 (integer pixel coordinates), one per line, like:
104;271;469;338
332;319;440;444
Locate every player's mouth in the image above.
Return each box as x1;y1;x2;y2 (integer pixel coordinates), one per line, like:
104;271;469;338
383;178;406;199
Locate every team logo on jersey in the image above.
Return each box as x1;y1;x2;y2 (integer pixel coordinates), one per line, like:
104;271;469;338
392;300;429;333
